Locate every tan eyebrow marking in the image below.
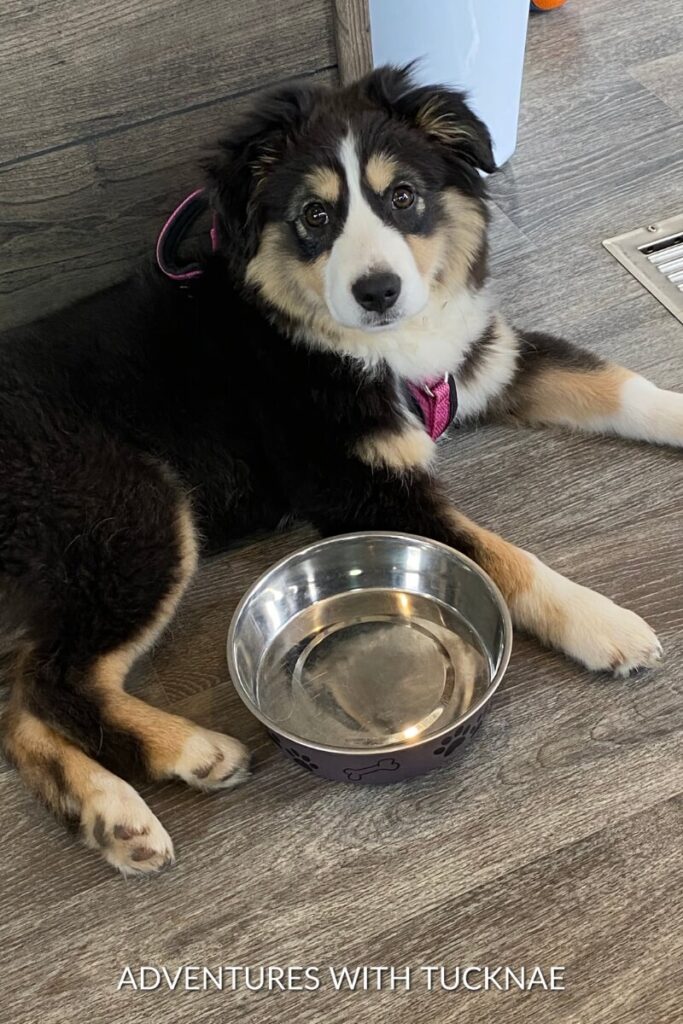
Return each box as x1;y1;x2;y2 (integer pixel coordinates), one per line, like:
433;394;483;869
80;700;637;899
304;166;342;203
365;153;399;194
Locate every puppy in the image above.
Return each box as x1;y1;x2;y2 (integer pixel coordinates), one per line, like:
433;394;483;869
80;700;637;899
1;66;681;874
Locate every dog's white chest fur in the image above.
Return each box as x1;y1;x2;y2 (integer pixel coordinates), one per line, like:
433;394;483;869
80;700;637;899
334;285;493;381
382;286;493;380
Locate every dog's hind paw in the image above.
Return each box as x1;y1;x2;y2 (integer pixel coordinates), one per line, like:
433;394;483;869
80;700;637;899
173;727;251;792
82;775;175;877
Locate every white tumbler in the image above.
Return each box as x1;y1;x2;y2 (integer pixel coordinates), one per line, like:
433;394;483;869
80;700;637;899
368;0;530;166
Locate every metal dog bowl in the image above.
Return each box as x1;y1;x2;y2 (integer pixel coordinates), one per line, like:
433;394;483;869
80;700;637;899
227;532;512;784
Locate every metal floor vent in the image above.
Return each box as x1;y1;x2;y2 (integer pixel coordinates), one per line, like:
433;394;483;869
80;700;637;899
603;212;683;324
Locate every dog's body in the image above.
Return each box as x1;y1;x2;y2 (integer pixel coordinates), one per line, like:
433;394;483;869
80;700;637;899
2;67;682;874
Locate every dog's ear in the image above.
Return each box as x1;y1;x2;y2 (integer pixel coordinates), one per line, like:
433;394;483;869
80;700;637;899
204;82;319;268
357;64;496;175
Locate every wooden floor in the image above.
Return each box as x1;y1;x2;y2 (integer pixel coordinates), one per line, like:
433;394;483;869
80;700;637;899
1;2;682;1022
0;0;337;329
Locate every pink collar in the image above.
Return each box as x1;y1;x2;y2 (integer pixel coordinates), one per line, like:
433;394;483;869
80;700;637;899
157;191;457;439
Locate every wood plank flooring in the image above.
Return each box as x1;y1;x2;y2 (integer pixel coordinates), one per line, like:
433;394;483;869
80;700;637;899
0;0;336;328
1;2;682;1022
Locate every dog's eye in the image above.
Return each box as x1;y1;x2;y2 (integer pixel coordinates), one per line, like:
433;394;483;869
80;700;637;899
392;184;415;210
303;201;329;228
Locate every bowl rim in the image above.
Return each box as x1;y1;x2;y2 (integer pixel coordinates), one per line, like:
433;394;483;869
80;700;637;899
226;530;513;756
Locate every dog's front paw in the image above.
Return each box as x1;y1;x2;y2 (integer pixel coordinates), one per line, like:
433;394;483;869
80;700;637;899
516;558;663;676
557;585;662;676
82;775;175;876
173;727;251;792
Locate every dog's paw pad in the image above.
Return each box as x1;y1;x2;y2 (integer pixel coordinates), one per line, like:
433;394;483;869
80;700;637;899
82;776;175;877
130;845;162;863
174;728;251;792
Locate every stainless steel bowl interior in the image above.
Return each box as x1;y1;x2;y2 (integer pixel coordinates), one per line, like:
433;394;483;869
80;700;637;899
228;532;512;754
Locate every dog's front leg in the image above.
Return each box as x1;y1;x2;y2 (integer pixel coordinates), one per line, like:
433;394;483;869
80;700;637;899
503;328;683;447
449;508;661;676
287;447;661;675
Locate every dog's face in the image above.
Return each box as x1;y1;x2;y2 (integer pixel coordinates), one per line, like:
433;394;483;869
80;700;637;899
279;134;434;332
207;66;495;344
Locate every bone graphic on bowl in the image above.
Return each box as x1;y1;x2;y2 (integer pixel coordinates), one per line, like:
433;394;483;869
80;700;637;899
343;758;400;782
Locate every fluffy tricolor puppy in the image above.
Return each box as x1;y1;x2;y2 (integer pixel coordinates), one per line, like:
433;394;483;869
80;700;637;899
1;67;681;875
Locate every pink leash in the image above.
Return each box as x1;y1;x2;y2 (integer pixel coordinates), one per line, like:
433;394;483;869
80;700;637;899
156;191;457;439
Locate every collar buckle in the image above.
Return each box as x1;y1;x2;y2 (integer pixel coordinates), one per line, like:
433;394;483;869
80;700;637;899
423;372;449;399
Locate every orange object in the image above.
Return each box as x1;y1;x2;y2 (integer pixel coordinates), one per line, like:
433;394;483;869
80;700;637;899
531;0;568;9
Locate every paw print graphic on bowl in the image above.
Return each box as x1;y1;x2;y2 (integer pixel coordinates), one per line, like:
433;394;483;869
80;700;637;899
433;731;468;758
433;713;484;758
287;747;319;772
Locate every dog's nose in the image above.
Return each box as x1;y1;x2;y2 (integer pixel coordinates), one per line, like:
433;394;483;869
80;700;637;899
352;272;401;314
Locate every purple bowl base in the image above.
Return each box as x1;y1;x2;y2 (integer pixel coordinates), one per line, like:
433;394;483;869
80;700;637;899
266;706;488;784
